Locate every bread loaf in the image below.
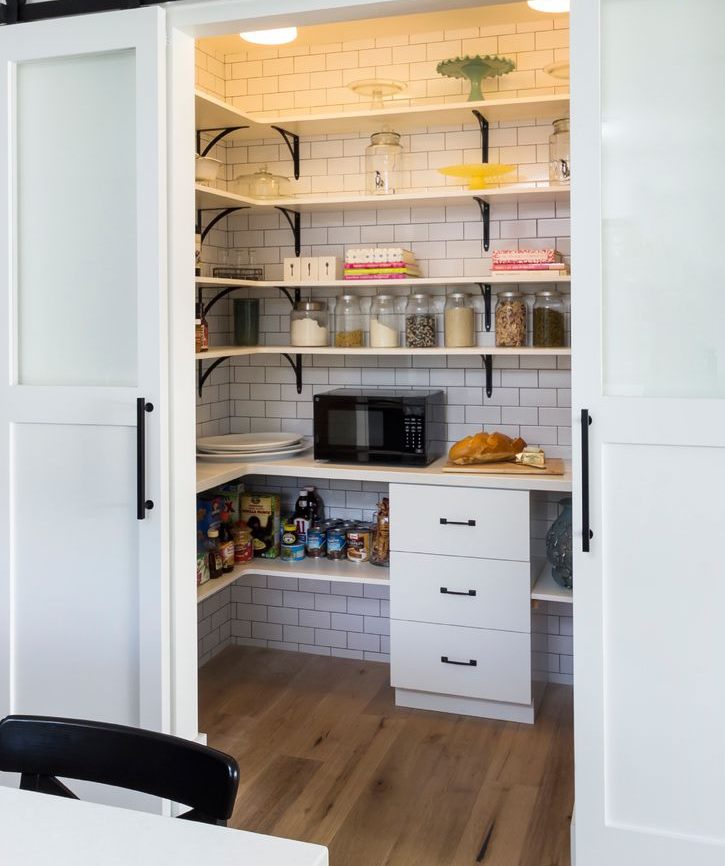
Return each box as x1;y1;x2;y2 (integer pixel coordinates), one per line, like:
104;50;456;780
448;431;526;465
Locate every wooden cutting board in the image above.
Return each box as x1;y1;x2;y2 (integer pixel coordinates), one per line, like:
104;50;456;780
442;458;565;476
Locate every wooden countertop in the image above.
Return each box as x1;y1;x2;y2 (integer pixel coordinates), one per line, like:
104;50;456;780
197;452;572;494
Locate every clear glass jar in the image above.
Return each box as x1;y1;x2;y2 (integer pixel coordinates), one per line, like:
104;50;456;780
495;291;527;347
365;130;403;195
533;290;566;347
370;294;401;348
444;293;475;347
290;300;329;347
405;293;436;348
334;294;364;347
549;117;570;183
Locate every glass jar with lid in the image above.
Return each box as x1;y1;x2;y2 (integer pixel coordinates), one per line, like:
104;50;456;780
444;293;475;347
290;300;329;347
549;117;570;183
405;293;436;348
365;130;403;195
370;294;401;348
334;294;365;347
533;290;567;347
495;291;527;347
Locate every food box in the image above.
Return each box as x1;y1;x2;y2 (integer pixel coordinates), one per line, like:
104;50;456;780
196;551;210;586
241;492;281;558
214;481;244;527
196;495;224;548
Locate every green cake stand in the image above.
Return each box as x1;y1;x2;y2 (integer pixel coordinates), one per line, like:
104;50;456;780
436;55;515;102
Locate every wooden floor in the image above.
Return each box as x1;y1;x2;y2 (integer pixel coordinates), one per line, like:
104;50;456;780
200;645;574;866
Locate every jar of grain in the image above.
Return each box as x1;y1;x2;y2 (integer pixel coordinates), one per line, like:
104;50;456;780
405;293;436;348
533;290;566;347
495;291;526;347
444;293;475;347
290;300;329;347
334;294;365;347
370;294;401;348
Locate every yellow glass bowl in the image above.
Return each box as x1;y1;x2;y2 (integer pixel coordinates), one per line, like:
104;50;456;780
437;163;516;189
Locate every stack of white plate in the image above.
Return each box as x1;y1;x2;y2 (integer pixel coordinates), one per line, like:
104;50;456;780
196;432;310;462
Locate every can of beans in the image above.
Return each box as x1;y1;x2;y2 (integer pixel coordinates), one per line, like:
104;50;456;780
326;527;346;560
346;526;371;563
306;525;326;558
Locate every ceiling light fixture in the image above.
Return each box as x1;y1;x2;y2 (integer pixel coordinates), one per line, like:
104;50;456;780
527;0;570;11
240;27;298;46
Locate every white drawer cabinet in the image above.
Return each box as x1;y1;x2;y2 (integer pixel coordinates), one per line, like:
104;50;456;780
390;620;531;705
390;551;530;633
390;483;529;561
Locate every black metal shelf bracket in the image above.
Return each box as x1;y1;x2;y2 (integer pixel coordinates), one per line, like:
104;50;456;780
471;110;489;164
474;198;491;253
282;353;303;394
276;207;301;257
480;354;493;398
271;126;301;180
197;356;228;397
278;286;302;307
196;126;248;158
197;206;248;245
477;283;492;332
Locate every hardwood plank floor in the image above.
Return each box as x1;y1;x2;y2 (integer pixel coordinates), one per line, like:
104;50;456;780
199;645;574;866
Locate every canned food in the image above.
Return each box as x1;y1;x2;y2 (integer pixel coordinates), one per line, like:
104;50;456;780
281;542;305;562
346;527;371;563
306;525;326;558
326;527;346;560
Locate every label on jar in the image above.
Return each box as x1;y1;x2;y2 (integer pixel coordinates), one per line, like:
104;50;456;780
221;540;235;571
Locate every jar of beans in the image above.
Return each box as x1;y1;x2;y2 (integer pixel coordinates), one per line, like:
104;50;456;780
405;293;436;348
495;291;526;347
533;290;566;347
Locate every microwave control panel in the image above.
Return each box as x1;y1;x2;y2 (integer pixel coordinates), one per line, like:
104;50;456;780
403;414;424;453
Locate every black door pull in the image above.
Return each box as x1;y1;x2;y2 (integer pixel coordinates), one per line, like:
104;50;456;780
581;408;593;551
441;656;477;667
440;587;477;597
439;518;476;527
136;398;154;520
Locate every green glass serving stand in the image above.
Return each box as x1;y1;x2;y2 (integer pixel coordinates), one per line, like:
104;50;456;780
436;55;515;102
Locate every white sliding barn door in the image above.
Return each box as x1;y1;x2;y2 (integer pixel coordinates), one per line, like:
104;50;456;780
572;1;725;863
0;8;171;746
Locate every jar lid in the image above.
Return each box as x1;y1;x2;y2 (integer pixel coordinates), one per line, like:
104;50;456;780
498;290;524;298
448;292;469;299
410;292;429;300
535;290;562;298
371;130;401;145
375;293;395;301
294;300;326;311
338;294;357;301
553;117;570;129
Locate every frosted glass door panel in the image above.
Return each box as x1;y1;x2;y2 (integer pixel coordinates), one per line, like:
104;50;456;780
602;0;725;398
12;423;139;725
17;50;137;386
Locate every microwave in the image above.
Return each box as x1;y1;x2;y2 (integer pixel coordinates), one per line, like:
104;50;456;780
313;388;444;465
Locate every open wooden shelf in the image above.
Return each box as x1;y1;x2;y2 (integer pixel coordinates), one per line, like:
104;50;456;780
195;274;571;290
531;563;573;604
198;555;389;604
196;88;570;140
195;182;571;212
196;344;572;361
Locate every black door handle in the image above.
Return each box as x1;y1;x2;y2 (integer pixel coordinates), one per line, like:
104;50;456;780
440;587;477;597
581;408;593;551
441;656;477;667
137;397;154;520
439;518;476;527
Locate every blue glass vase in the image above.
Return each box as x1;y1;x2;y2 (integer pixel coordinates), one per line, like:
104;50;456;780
546;496;573;590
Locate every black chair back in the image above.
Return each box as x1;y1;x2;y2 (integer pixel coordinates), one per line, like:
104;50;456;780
0;715;239;825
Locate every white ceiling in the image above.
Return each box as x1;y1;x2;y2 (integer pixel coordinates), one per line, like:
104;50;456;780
198;1;567;58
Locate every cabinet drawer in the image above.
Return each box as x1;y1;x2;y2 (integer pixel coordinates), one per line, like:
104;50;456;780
390;483;529;561
390;552;530;632
391;620;531;705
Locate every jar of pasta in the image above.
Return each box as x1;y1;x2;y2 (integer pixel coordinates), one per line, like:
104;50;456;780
495;291;526;347
334;294;364;347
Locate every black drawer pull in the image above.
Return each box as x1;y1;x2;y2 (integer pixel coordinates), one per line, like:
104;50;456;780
441;656;477;667
440;587;477;597
136;398;154;520
439;518;476;527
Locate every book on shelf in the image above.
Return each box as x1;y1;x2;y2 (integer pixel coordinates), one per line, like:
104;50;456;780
492;263;568;272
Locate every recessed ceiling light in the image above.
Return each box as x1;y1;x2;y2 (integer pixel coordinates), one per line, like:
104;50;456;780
240;27;298;46
527;0;570;11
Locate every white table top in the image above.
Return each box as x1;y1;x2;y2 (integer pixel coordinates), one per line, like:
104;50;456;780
0;786;328;866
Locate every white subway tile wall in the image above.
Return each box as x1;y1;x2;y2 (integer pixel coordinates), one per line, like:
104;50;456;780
195;10;572;683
